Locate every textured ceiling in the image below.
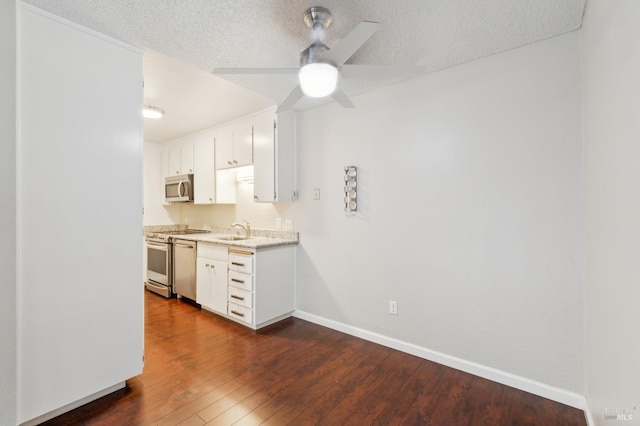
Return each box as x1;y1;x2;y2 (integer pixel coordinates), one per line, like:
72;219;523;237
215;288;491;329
23;0;586;142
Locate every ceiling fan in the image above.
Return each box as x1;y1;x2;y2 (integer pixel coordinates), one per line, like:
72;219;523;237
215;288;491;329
212;7;425;112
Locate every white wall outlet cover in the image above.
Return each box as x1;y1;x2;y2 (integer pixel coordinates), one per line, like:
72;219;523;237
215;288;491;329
284;219;293;230
276;218;282;229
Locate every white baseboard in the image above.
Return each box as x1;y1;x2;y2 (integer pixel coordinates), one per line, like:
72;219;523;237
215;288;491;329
20;382;126;426
584;401;595;426
293;310;586;410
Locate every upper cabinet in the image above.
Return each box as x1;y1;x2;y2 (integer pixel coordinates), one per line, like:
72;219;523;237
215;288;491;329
168;140;194;176
253;109;296;203
159;107;295;206
216;116;254;170
192;130;216;204
165;130;217;204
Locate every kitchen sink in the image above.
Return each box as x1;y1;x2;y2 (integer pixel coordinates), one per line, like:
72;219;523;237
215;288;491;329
210;235;250;241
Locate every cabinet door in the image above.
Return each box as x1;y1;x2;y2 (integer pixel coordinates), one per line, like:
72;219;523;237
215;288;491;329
253;111;275;202
197;257;227;314
274;111;296;202
181;142;194;174
215;125;233;170
232;116;254;167
168;144;181;176
193;133;215;204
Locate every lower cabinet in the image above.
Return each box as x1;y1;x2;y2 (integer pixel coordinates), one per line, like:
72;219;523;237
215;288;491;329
228;245;295;329
196;244;228;315
196;242;295;329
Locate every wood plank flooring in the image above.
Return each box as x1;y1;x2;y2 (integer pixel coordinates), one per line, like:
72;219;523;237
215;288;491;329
43;291;587;425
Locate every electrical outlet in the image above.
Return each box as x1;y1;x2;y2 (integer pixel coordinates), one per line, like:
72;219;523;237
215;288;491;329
389;301;398;315
276;218;282;229
313;188;320;200
284;219;293;231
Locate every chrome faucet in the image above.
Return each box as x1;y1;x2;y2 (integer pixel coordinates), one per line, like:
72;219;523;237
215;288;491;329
231;219;251;237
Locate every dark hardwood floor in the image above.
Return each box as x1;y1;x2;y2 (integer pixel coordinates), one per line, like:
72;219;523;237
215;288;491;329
44;291;587;425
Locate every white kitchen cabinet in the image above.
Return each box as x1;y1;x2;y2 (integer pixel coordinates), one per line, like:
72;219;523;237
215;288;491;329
168;143;181;176
181;142;194;174
232;116;254;167
165;130;216;203
197;244;228;315
214;124;234;170
167;139;194;176
253;109;296;203
216;116;254;169
193;131;215;204
226;245;295;329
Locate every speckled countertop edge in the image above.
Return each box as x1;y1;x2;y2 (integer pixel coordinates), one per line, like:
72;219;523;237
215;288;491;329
144;225;299;249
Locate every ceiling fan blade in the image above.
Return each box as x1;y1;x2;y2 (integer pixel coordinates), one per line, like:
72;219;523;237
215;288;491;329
340;64;426;79
331;89;355;108
320;21;380;66
276;85;304;113
212;68;298;75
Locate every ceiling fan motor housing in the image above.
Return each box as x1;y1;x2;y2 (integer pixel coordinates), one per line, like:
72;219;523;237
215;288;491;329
300;41;330;66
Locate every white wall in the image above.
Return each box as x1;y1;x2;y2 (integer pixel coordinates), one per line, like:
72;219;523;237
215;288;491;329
581;1;640;424
143;141;180;226
293;33;585;395
18;6;144;423
0;0;17;424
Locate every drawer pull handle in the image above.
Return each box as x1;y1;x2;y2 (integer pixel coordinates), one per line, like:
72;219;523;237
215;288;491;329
231;310;245;317
229;249;253;255
231;278;245;284
231;262;245;267
230;294;244;301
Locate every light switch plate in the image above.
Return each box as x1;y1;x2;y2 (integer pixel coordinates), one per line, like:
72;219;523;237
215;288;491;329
313;188;320;200
284;219;293;231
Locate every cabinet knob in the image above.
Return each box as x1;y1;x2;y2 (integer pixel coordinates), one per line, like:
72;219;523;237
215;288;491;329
233;160;238;164
227;161;232;165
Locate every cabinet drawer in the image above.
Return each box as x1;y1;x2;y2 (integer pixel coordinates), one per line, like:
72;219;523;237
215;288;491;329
228;303;252;325
198;243;228;261
229;252;253;274
228;270;253;291
228;288;253;309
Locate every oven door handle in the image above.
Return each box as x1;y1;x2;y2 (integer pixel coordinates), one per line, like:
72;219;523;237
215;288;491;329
147;242;169;250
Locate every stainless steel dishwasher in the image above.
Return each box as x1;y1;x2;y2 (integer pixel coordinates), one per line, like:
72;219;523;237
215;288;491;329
173;239;197;301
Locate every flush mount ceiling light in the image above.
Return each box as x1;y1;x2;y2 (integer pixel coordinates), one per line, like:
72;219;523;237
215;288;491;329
143;105;164;119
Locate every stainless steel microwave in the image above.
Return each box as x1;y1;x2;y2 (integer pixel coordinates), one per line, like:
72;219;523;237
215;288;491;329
165;174;194;202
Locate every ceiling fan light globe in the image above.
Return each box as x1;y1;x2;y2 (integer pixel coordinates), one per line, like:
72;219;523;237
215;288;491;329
299;63;338;98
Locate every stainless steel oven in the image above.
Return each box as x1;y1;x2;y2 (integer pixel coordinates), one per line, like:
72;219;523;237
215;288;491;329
145;229;210;298
146;237;172;298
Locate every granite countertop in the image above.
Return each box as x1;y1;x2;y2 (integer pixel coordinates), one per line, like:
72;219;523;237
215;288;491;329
144;225;299;249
